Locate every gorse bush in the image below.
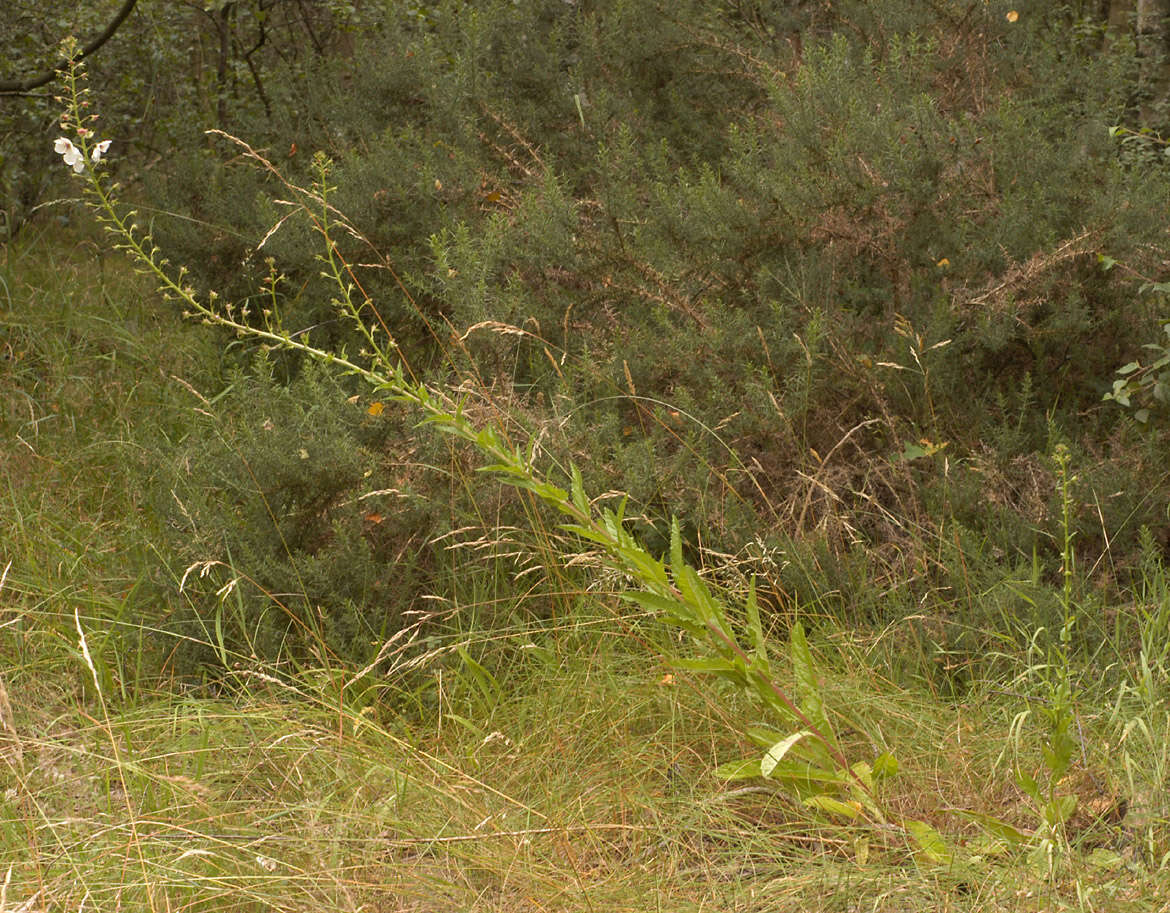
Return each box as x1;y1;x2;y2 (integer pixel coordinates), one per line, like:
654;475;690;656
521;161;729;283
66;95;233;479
36;2;1170;676
130;0;1170;625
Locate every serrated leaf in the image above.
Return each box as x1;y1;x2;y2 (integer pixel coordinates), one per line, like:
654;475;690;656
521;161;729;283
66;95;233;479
904;819;954;865
761;731;811;778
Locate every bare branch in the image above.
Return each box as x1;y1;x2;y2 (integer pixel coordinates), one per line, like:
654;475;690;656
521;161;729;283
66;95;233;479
0;0;140;95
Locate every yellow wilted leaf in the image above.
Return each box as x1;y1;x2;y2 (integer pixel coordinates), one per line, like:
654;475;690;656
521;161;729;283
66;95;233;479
1006;10;1018;22
936;257;950;268
367;402;385;416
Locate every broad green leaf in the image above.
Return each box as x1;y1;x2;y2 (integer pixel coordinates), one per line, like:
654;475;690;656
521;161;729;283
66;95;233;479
670;518;685;576
748;726;828;766
872;752;899;779
747;726;788;748
1042;795;1077;827
570;465;588;515
1085;847;1124;868
791;621;836;748
620;592;702;633
746;577;768;669
560;523;620;548
1118;361;1141;375
805;794;862;819
761;731;811;778
672;656;741;675
1042;740;1074;782
619;551;670;589
676;564;707;618
1015;768;1041;804
715;758;762;780
904;819;954;865
897;442;928;462
762;759;848;786
949;809;1030;845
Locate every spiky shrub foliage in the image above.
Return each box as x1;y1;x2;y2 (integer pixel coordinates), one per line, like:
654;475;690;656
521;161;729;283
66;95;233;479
124;1;1170;664
163;360;421;666
159;354;566;670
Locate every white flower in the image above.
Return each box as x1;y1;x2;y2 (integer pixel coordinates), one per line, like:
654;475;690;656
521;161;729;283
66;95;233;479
54;137;85;173
91;140;112;163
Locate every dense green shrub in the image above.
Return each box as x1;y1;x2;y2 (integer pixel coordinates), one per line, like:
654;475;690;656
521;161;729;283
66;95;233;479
110;0;1170;663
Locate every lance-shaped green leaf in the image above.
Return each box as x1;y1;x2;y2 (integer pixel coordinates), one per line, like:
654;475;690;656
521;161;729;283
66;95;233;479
904;819;954;865
761;759;849;788
791;621;837;752
761;730;812;778
715;758;763;780
948;809;1030;846
745;577;769;672
805;794;863;820
672;656;745;677
1042;795;1077;828
569;464;589;516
